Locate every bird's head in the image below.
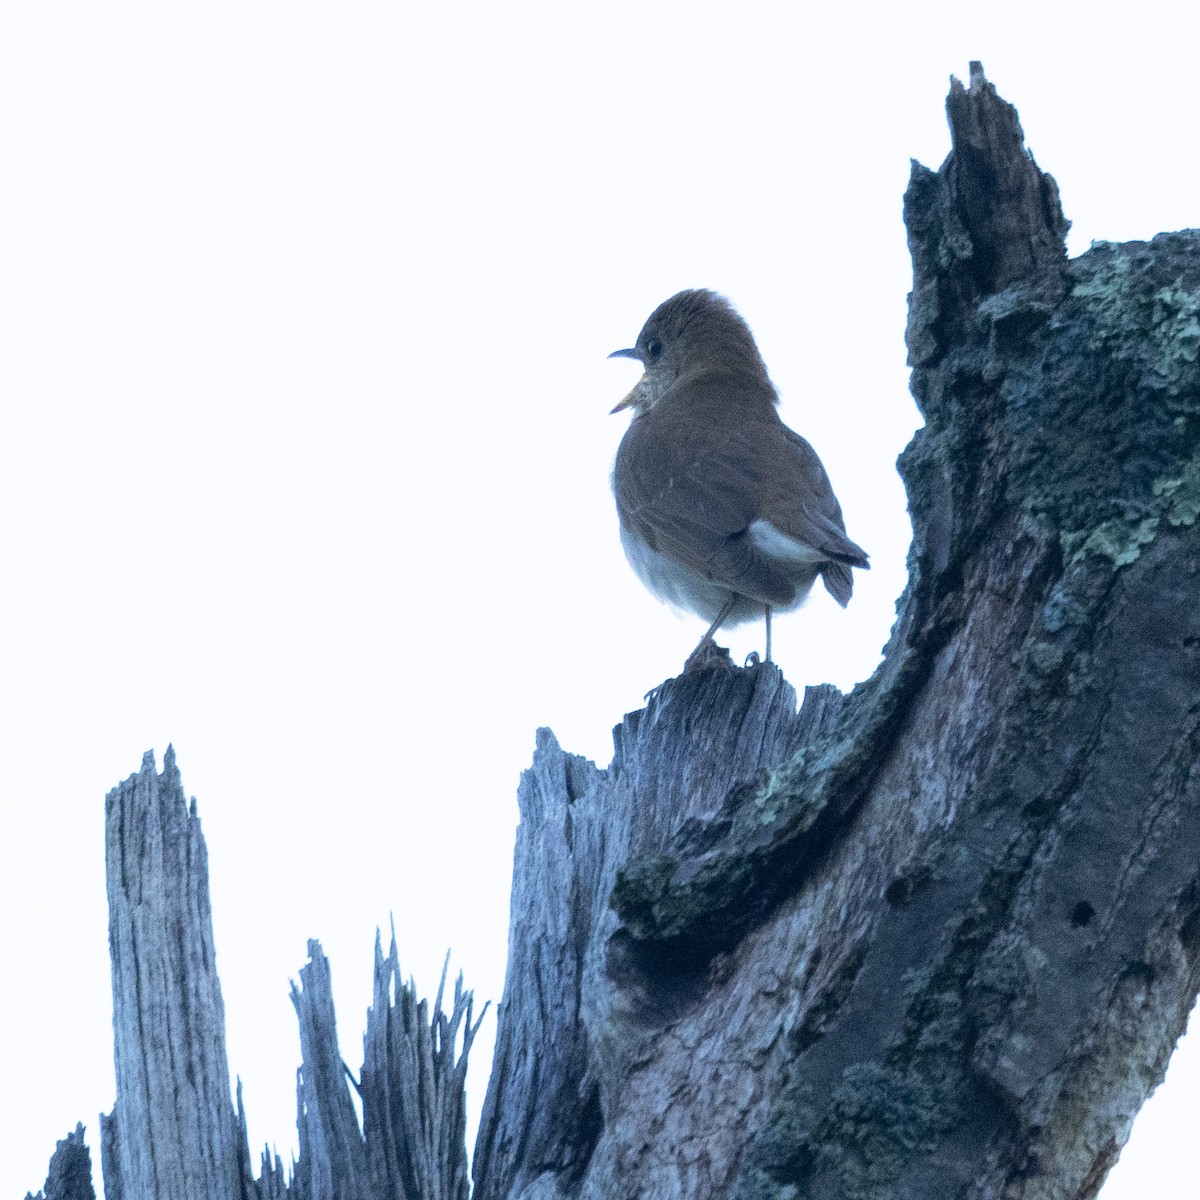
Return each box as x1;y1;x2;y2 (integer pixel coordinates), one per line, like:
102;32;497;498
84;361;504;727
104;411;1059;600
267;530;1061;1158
608;289;768;415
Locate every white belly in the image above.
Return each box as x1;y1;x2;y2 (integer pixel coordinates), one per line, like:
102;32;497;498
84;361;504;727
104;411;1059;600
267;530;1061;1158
620;522;819;628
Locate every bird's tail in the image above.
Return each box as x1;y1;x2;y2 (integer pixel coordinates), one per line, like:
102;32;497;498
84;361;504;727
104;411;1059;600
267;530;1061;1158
820;539;869;608
821;561;855;607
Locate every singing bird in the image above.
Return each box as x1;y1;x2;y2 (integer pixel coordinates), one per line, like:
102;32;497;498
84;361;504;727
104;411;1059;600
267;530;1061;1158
610;289;869;671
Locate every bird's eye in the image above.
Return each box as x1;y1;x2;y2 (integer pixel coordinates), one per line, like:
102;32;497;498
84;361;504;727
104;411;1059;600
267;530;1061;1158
645;337;663;361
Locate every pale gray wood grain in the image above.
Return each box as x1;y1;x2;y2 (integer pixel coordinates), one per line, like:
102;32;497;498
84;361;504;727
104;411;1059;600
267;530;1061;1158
360;934;484;1200
100;746;243;1200
290;942;370;1199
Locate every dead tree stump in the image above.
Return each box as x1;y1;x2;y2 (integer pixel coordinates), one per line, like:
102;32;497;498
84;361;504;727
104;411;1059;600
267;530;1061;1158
473;63;1200;1200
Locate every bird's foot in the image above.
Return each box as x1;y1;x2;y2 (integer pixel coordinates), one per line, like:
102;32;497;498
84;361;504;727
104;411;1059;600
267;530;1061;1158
682;640;736;674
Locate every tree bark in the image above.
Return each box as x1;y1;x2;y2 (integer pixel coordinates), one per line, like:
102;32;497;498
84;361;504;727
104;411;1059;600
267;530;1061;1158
473;63;1200;1200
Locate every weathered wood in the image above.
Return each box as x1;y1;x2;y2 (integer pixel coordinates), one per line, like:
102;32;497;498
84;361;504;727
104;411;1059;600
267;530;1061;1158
101;746;244;1200
473;63;1200;1200
24;1124;95;1200
91;750;483;1200
285;933;485;1200
290;941;371;1199
473;669;840;1200
237;1080;289;1199
361;936;485;1200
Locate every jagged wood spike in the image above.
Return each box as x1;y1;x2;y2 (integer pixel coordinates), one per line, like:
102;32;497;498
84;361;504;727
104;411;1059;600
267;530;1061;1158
290;941;370;1200
24;1124;95;1200
100;747;247;1200
360;934;480;1200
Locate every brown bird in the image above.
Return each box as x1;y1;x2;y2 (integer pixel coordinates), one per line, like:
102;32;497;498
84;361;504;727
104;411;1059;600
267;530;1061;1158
610;289;869;671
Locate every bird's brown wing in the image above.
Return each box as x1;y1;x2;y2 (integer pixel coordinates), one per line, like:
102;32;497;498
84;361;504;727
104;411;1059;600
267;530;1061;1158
613;398;796;606
762;427;870;605
761;429;869;562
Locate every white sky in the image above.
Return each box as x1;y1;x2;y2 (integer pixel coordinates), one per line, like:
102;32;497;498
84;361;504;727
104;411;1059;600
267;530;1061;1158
2;4;1197;1197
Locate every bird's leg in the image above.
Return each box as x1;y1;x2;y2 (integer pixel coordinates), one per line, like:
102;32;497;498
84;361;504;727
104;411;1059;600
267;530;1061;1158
683;594;738;673
764;605;773;662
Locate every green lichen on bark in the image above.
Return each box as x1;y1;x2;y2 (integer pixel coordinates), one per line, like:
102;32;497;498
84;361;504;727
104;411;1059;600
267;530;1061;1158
750;998;995;1200
1071;515;1161;566
1000;235;1200;573
611;848;738;947
1074;244;1200;385
610;855;681;938
1154;452;1200;527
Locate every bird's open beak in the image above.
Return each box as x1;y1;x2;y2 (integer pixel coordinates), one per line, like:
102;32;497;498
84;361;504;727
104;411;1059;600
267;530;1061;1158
608;348;644;413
